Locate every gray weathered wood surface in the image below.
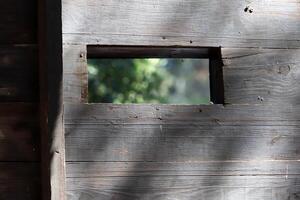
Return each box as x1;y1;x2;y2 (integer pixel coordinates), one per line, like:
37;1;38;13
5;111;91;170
63;47;300;105
63;45;87;103
62;0;300;48
67;161;300;177
223;48;300;105
66;176;300;200
62;0;300;199
65;104;300;126
65;104;300;199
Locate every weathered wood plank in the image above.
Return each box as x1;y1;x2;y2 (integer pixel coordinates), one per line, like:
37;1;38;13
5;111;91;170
66;161;300;177
0;45;38;102
67;176;300;188
0;103;39;161
62;0;300;48
65;124;300;138
63;44;87;103
65;104;300;126
67;187;300;200
62;1;300;200
223;48;300;105
65;104;300;161
66;176;300;200
38;0;66;198
0;163;40;200
66;134;300;162
0;0;37;44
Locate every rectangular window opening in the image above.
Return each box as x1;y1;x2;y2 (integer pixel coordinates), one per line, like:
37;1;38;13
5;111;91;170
87;46;224;105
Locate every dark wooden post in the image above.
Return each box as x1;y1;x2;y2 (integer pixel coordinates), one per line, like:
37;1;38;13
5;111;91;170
38;0;66;199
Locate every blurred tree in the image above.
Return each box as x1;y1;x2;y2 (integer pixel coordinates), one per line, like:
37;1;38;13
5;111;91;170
88;59;173;103
88;58;210;104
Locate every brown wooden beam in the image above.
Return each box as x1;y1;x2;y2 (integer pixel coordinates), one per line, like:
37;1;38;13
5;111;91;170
38;0;66;199
87;45;212;58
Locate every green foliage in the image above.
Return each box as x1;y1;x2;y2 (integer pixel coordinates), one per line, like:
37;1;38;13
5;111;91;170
88;58;210;104
88;59;174;103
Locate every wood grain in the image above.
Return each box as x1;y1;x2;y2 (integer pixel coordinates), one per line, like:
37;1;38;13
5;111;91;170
0;45;38;102
62;1;300;199
66;131;300;162
62;0;300;48
0;0;37;44
66;176;300;200
65;104;300;161
63;44;87;103
0;0;40;199
223;48;300;105
65;103;300;199
65;103;300;126
65;123;300;161
67;161;300;177
38;0;66;198
0;163;40;200
0;103;39;161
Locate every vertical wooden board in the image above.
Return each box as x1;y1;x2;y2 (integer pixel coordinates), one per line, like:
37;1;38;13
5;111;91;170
0;0;37;44
63;45;87;103
38;0;66;199
209;48;224;104
222;48;300;105
0;46;38;102
62;0;300;48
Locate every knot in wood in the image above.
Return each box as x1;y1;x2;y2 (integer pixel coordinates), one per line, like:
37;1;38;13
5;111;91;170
278;65;290;76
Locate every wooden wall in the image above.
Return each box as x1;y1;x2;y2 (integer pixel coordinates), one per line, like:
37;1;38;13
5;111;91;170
62;0;300;199
0;0;40;199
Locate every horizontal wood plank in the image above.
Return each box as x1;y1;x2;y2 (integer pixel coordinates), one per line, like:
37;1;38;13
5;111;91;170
66;133;300;162
66;161;300;177
0;45;38;102
66;124;300;138
66;176;300;200
223;48;300;105
62;0;300;48
67;175;300;188
65;102;300;199
0;163;40;200
0;0;37;44
65;104;300;126
62;1;300;199
0;103;39;161
65;104;300;162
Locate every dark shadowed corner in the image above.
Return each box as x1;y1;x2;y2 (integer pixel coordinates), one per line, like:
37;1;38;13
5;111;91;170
38;0;65;199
